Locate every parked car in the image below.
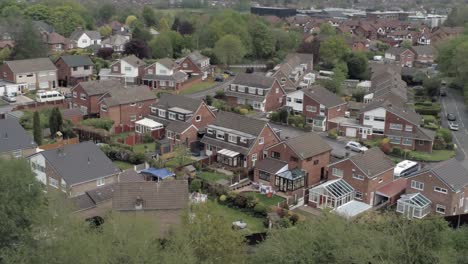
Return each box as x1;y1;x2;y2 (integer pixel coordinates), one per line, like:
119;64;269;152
2;94;17;103
224;70;235;77
447;113;457;121
440;89;447;97
345;141;368;153
449;122;459;131
214;75;224;82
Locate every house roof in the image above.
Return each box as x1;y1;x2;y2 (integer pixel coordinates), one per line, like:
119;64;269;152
232;73;276;89
86;184;115;204
428;159;468;192
121;55;144;68
4;58;56;73
143;71;187;81
385;47;412;56
112;180;188;211
166;120;193;133
101;34;128;46
303;85;345;108
157;58;177;69
211;111;267;136
377;178;408;197
70;30;101;41
101;85;156;107
410;45;436;56
59;55;93;67
153;93;202;113
187;51;208;64
348;148;394;178
33;21;54;33
46;32;68;44
0;118;36;154
362;97;421;125
283;132;332;159
70;193;96;212
119;169;146;182
38;141;120;186
256;158;288;174
73;79;122;96
200;136;250;155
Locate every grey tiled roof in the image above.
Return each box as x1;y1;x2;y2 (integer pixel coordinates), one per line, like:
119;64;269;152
256;158;288;174
362;97;421;125
349;148;394;178
5;58;56;73
303;85;345;108
70;193;95;212
153;93;202;112
86;184;115;204
73;79;121;96
430;159;468;191
225;90;266;101
284;132;332;159
113;180;188;211
59;55;93;67
101;85;156;107
70;30;101;41
212;111;267;136
232;73;276;89
157;58;177;69
119;169;146;182
121;55;144;68
411;45;435;56
0;118;36;154
166;120;192;133
39;141;120;186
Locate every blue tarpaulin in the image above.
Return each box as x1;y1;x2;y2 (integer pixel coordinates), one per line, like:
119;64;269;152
141;168;174;180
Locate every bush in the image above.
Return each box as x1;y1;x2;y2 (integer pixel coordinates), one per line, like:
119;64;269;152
446;143;455;150
423;115;436;125
239;108;249;115
214;90;225;99
328;128;338;139
97;47;114;59
205;95;213;106
289;214;300;225
190;179;202;193
392;147;404;157
245;194;259;209
277;218;292;228
234;194;247;208
253;204;268;217
276;208;287;218
80;118;115;131
270;111;280;122
219;194;227;202
436;128;453;144
379;138;391;154
288;114;305;128
142;133;154;143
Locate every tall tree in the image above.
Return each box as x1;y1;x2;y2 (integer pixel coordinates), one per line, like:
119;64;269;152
10;20;47;60
250;21;275;59
97;3;115;23
149;33;173;59
158;17;170;32
213;34;246;66
319;35;350;68
48;108;58;136
125;15;137;27
142;6;157;27
55;108;63;133
124;39;150;59
345;52;369;80
178;21;194;35
171;17;180;31
33;111;42;146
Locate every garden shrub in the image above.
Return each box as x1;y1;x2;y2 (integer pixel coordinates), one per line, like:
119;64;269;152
239;108;249;115
328;128;338;139
289;214;300;225
80;118;114;131
234;194;247;208
253;204;268;217
190;179;202;193
142;133;154;143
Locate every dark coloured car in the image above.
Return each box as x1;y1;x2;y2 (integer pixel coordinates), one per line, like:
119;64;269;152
214;75;224;82
440;89;447;96
447;113;457;121
224;70;235;76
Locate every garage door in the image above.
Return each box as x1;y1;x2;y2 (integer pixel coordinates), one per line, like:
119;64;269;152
346;127;357;137
39;82;49;89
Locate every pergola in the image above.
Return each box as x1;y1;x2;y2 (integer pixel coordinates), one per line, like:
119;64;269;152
309;179;355;209
396;193;431;219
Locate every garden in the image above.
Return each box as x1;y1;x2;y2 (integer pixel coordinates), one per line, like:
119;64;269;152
179;80;216;95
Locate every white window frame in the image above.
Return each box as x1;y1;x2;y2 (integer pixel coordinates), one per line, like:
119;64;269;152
216;132;225;140
240;137;247;144
355;191;363;200
130;115;137;121
332;167;343;177
259;137;264;145
49;178;59;188
97;177;105;187
158;109;166;118
352;173;365;181
306;105;317;112
248;87;256;94
390;123;403;130
72;91;77;98
101;104;108;112
12;149;22;159
402;138;412;146
434;186;448;194
195;115;201;122
207;128;214;135
252;153;258;161
405;125;413;132
411;180;424;191
228;134;237;143
436;204;446;214
80;93;87;100
168;112;177;120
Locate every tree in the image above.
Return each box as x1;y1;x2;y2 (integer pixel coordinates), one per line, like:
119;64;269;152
401;40;412;49
132;21;152;42
319;36;350;68
125;15;137;27
214;34;246;66
158;17;170;32
24;4;52;22
33;111;42;146
174;145;191;167
319;23;336;36
171;17;180;31
99;25;112;38
345;52;369;80
124;39;150;59
0;47;11;63
48;108;58;136
250;21;275;59
97;3;115;23
423;77;441;97
11;20;48;60
149;34;173;59
0;158;45;252
142;6;157;27
97;47;114;59
178;21;194;35
49;6;86;36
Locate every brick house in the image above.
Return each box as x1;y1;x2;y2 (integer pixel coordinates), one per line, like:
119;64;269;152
71;79;121;116
410;45;436;66
176;51;211;80
226;73;286;112
55;55;93;87
28;141;121;197
98;84;157;130
384;47;416;67
0;58;57;91
268;53;314;91
69;29;101;49
430;26;464;45
100;55;145;84
400;159;468;218
201;111;281;171
302;85;347;131
254;132;332;196
43;32;73;53
142;58;188;91
0;118;37;159
328;148;399;206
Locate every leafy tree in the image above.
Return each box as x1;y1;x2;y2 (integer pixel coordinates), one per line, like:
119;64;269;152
50;6;86;36
174;145;191;167
10;20;48;60
99;25;112;38
423;77;441;97
24;4;52;22
124;39;150;59
345;52;369;80
0;158;45;253
97;47;114;59
319;36;350;68
97;3;115;23
319;23;336;36
132;21;152;42
178;21;194;35
214;34;246;66
158;17;170;32
33;111;42;146
444;6;468;27
189;179;202;193
142;6;157;27
171;17;180;31
250;21;275;59
205;95;213;106
0;47;11;63
149;34;173;59
125;15;137;27
401;40;412;49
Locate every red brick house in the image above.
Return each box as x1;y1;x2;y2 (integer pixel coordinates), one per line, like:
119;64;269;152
176;51;211;80
384;47;416;67
71;79;120;116
400;159;468;218
55;55;93;87
142;58;188;91
410;45;436;66
327;148;398;206
43;32;73;53
430;26;464;46
226;73;286;112
254;132;332;196
302;85;347;131
99;55;145;84
0;58;57;91
201;111;281;171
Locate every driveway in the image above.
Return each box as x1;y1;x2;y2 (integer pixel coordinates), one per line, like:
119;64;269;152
13;95;34;105
184;78;234;100
440;89;468;169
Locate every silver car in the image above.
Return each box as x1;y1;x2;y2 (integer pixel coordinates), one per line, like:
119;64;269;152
2;94;16;103
345;141;368;153
449;122;459;131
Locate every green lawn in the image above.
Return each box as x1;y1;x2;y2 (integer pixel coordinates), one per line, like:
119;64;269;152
179;81;216;95
198;171;231;183
409;150;455;162
133;143;155;154
242;192;285;207
165;157;193;169
208;200;266;234
0;99;7;106
113;161;134;170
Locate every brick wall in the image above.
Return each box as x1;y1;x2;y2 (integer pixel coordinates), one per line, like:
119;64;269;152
191;103;216;130
55;58;71;86
264;81;286;112
69;174;119;197
247;125;281;169
0;63;15;82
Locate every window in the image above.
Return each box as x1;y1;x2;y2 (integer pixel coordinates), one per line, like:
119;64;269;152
228;134;237;143
436;204;446;214
355;191;363;200
281;77;286;83
252;154;258;161
130;115;137;121
275;88;279;93
101;104;108;112
434;186;448;194
130;102;136;107
240;137;247;144
168;112;176;120
259;137;264;145
313;160;319;165
390;123;403;130
113;66;118;71
402;138;412;146
169;81;175;87
364;115;371;120
178;114;184;120
26;74;33;77
84;66;90;70
158;109;166;118
405;125;413;132
80;93;87;100
72;91;77;98
238;86;245;92
97;177;105;187
124;66;132;72
290;156;299;162
353;173;365;181
287;97;292;102
160;81;166;86
306;105;317;112
207;128;214;135
271;151;280;159
372;128;384;134
73;67;78;71
150;107;157;114
216;132;225;140
138;103;143;108
166;131;174;139
374;116;385;121
148;69;154;74
248;87;256;94
294;98;303;104
332;168;343;177
389;136;401;144
195;115;201;122
259;171;270;181
12;150;22;159
182;63;188;68
411;180;424;191
49;178;59;188
61;179;67;191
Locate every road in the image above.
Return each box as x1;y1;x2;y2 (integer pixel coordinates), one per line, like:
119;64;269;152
440;89;468;169
184;78;234;100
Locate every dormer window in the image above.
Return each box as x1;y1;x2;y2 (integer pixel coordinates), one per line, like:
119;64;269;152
158;109;166;118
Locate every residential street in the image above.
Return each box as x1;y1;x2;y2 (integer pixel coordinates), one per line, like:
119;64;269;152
440;89;468;169
184;78;234;100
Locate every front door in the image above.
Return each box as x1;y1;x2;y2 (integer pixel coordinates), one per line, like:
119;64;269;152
362;128;368;139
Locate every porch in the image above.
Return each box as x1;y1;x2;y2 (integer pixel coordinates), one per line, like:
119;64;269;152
396;193;431;219
215;148;247;168
309;179;355;209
